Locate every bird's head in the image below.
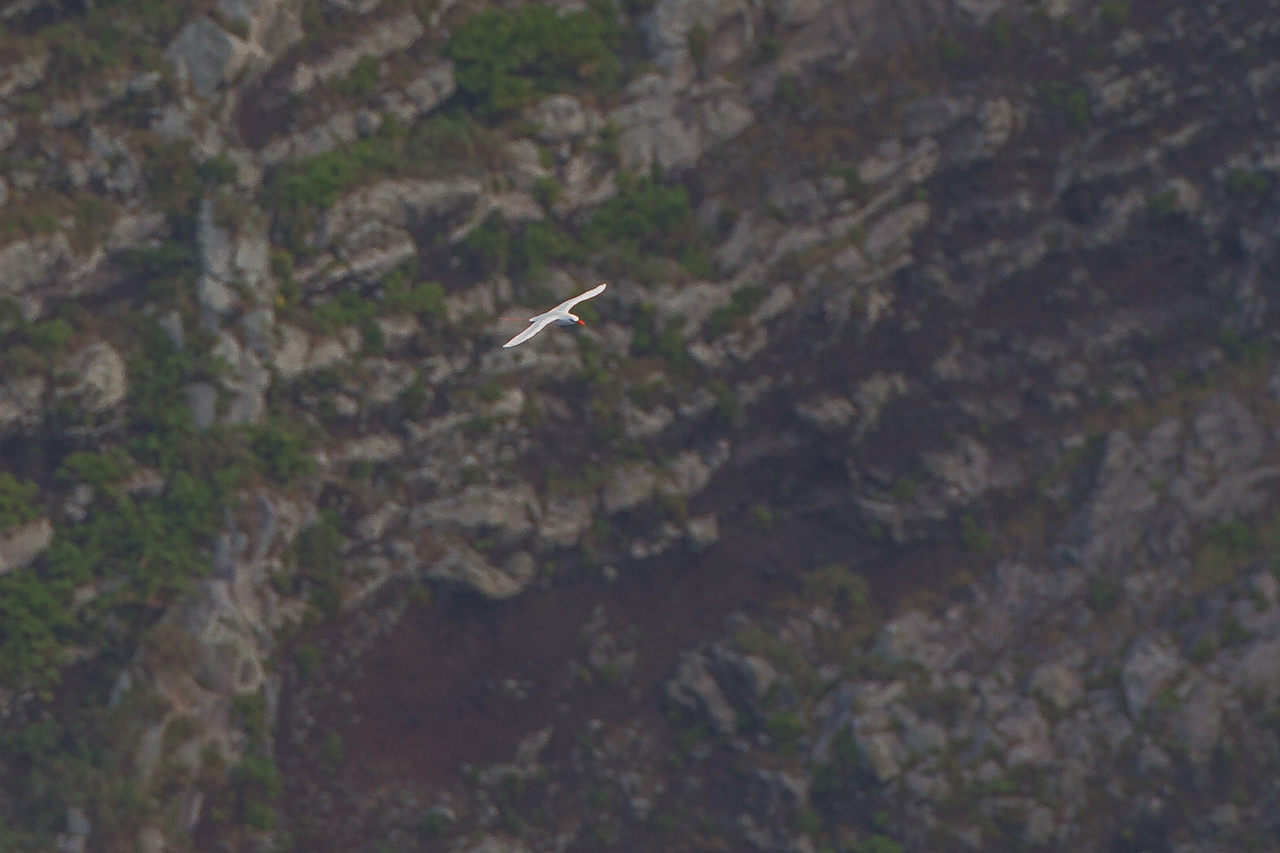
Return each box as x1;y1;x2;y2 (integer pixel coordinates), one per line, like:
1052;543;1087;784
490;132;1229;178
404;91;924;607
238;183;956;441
576;318;585;325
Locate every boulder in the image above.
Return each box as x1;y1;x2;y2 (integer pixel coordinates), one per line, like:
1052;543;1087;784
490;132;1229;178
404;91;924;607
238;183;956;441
686;515;719;549
0;376;45;435
601;464;658;515
0;233;75;301
288;11;424;95
176;579;269;697
383;60;456;122
360;358;417;406
425;543;528;600
272;324;310;379
336;434;404;463
872;611;947;671
528;94;598;142
186;383;218;432
1029;662;1082;712
608;75;752;174
795;394;856;433
1120;638;1180;718
864;201;930;262
643;0;752;71
667;650;737;734
216;0;303;59
0;518;53;575
318;178;483;254
63;342;128;412
902;95;971;140
412;485;539;541
165;16;253;97
537;495;594;548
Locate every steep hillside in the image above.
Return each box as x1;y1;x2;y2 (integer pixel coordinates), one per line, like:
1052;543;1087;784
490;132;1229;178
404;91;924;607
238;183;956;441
0;0;1277;851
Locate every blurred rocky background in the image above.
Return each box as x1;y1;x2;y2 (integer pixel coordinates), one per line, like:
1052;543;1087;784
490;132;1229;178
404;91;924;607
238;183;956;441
0;0;1277;851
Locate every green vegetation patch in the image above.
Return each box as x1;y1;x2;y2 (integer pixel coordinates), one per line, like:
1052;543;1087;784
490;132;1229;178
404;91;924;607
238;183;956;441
459;215;585;278
0;474;41;532
582;173;713;278
444;0;622;117
264;121;406;213
1225;167;1273;197
706;283;766;338
1038;81;1090;128
288;509;346;619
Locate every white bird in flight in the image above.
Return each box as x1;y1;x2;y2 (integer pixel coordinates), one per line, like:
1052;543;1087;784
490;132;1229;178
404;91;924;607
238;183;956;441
502;282;607;348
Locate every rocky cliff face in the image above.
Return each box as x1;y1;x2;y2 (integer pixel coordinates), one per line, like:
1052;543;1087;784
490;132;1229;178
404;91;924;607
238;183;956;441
0;0;1278;851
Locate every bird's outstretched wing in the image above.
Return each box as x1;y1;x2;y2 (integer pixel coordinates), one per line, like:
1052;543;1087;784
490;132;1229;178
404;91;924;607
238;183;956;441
503;315;558;348
551;282;607;314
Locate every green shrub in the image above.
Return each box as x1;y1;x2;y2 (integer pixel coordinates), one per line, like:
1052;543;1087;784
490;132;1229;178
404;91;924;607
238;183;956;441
805;565;870;608
196;155;239;186
793;807;822;835
1087;576;1122;611
583;173;711;276
686;22;709;70
266;132;401;213
460;215;584;278
959;514;991;553
233;755;282;828
1224;167;1273;197
855;834;905;853
1206;520;1260;555
706;283;766;338
231;690;268;749
444;0;621;116
55;448;136;492
776;73;801;107
334;54;380;97
291;510;346;618
250;420;316;484
0;473;41;531
990;14;1011;46
295;643;322;681
765;710;807;750
321;730;345;772
418;809;453;837
384;278;446;318
516;220;585;273
1099;1;1129;26
1038;81;1090;128
311;289;377;333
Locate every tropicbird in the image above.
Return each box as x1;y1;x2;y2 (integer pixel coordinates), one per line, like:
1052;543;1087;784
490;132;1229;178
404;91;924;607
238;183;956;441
501;282;607;348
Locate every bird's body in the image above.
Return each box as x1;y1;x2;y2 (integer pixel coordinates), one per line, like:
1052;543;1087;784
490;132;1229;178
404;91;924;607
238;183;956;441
502;282;607;348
